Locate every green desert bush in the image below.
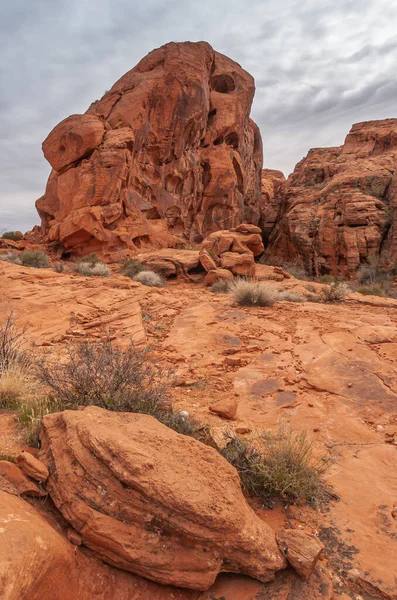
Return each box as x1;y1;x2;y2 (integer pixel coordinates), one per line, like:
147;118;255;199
121;258;145;279
221;426;331;507
321;282;351;303
1;231;22;241
210;279;232;294
231;279;277;307
356;284;385;297
74;261;110;277
20;250;50;269
133;270;165;287
277;290;304;302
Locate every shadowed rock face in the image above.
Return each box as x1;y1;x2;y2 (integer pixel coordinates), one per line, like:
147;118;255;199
264;119;397;276
36;41;263;258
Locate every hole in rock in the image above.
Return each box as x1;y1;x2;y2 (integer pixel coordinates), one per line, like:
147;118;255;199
210;74;236;94
225;132;239;149
213;136;223;146
207;109;217;125
133;234;150;248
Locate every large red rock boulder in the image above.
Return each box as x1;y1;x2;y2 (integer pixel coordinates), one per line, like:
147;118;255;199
265;119;397;276
0;490;198;600
36;42;263;259
40;406;286;590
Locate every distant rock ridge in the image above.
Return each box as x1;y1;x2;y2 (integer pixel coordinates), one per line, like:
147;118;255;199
263;119;397;276
36;41;263;259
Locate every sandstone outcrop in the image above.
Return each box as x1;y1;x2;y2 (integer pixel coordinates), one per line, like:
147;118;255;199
40;406;286;590
265;119;397;276
0;490;198;600
36;42;263;258
260;169;285;243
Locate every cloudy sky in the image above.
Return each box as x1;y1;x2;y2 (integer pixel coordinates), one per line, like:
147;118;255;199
1;0;397;231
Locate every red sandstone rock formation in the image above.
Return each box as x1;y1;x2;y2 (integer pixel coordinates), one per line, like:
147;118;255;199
260;168;285;243
264;120;397;276
40;406;286;590
36;42;263;259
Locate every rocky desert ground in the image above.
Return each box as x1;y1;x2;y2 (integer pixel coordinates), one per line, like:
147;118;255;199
1;40;397;600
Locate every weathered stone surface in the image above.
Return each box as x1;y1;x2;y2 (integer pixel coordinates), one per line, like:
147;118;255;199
201;227;264;258
220;251;255;276
265;119;397;276
276;529;324;580
36;42;263;258
209;399;238;420
199;249;217;272
136;248;202;278
0;490;199;600
16;450;49;482
204;268;234;284
260;169;285;243
40;406;286;590
42;114;106;173
0;461;45;497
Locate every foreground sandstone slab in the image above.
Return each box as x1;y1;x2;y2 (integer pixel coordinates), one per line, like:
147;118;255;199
0;490;199;600
40;406;286;590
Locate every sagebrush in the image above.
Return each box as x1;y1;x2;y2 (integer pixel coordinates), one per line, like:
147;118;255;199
221;426;332;507
133;270;165;287
74;261;110;277
231;279;277;306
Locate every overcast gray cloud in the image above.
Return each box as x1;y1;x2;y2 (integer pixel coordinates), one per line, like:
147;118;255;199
1;0;397;231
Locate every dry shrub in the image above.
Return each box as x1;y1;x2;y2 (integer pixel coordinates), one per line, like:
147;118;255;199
53;261;64;273
74;261;110;277
0;367;37;410
133;270;165;287
0;251;22;265
277;290;304;302
210;279;231;294
358;256;390;286
121;259;145;279
20;250;50;268
36;337;194;436
231;279;277;306
321;282;351;303
0;314;29;375
221;426;332;507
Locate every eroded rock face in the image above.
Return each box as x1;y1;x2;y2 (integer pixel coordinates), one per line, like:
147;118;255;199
0;490;198;600
40;406;285;590
36;42;263;258
265;119;397;276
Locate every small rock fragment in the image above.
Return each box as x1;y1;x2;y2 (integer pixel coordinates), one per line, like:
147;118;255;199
276;528;324;580
16;451;49;482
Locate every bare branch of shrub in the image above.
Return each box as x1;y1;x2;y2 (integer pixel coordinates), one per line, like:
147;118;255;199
0;314;29;375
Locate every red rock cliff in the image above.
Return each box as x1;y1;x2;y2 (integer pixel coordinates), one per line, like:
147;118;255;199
36;41;263;258
264;119;397;276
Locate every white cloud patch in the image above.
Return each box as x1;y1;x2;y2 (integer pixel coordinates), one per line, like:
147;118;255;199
1;0;396;230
